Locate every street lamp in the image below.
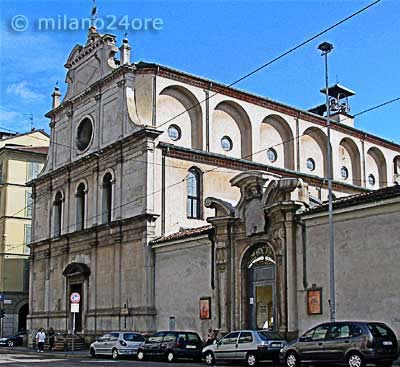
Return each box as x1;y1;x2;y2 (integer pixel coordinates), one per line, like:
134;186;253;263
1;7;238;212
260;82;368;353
318;41;336;322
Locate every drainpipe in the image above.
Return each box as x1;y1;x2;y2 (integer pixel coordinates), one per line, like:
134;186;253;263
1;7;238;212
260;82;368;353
228;221;234;330
296;112;301;172
296;217;308;290
208;228;215;290
361;135;366;188
161;149;166;235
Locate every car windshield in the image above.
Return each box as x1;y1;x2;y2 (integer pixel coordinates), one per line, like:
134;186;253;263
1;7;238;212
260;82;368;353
258;331;282;341
123;333;145;342
367;323;395;338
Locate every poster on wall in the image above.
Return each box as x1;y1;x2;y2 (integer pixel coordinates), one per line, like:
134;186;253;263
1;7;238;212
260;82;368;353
200;297;211;319
307;288;322;315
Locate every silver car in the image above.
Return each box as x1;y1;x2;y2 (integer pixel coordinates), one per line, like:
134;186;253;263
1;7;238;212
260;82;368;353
89;331;145;360
202;330;287;366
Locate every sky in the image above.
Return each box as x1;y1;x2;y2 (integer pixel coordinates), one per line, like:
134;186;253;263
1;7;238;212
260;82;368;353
0;0;399;143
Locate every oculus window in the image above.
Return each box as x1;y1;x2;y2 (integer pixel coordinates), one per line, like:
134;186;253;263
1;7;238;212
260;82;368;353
76;118;93;151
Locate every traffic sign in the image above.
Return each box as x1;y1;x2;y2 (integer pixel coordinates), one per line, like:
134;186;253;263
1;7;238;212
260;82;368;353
70;292;80;304
71;303;79;313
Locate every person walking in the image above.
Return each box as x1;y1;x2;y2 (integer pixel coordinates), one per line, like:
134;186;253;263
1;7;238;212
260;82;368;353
205;328;216;346
48;327;55;352
36;328;46;353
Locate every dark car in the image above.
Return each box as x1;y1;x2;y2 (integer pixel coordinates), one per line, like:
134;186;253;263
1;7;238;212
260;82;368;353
0;332;25;347
137;331;203;362
281;321;399;367
202;329;287;366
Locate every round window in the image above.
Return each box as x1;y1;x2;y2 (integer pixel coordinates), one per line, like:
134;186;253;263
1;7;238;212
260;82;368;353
267;148;277;163
76;118;93;151
168;125;181;141
306;158;316;171
368;174;376;186
221;136;233;152
341;166;349;180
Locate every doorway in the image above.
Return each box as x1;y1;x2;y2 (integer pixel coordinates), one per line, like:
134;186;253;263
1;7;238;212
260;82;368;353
246;244;276;330
18;304;29;331
69;284;83;332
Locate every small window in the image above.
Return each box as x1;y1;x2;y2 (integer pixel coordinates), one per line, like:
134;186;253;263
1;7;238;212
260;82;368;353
221;332;240;345
26;191;33;218
221;136;233;151
258;331;282;341
76;117;93;151
239;332;253;344
367;323;395;338
163;334;176;343
187;333;201;342
123;333;145;342
306;158;316;171
168;125;181;141
267;148;277;163
53;191;63;237
148;333;164;343
109;333;119;341
24;224;31;254
368;174;376;186
311;325;329;341
27;162;41;181
102;173;113;224
341;166;349;180
76;183;86;231
187;168;201;219
328;324;350;339
350;326;363;338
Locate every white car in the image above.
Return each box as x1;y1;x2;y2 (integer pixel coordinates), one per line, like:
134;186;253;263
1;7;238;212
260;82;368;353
89;331;145;360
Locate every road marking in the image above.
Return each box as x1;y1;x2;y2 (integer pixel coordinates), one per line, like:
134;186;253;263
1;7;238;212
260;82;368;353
0;355;66;364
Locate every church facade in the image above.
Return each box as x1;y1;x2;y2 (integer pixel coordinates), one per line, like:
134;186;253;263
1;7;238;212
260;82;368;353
28;27;400;342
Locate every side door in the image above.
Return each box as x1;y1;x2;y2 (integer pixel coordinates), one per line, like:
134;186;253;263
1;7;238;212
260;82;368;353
146;332;164;356
106;333;119;355
96;334;111;354
236;331;254;360
323;323;352;362
298;324;330;362
214;332;240;361
161;333;177;357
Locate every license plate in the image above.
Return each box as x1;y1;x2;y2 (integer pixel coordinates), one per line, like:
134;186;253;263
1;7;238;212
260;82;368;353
186;345;196;349
271;343;282;348
383;341;393;346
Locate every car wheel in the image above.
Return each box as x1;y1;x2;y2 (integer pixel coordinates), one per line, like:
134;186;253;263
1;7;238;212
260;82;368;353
112;348;119;360
247;352;257;366
7;340;14;347
204;351;215;366
285;351;299;367
90;348;96;358
137;350;145;361
347;352;365;367
166;351;175;363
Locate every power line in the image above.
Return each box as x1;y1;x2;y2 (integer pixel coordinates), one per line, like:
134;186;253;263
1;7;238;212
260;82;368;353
155;0;382;130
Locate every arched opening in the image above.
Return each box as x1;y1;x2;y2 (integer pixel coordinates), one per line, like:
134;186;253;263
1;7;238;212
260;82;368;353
260;115;295;170
187;167;202;219
367;147;387;189
102;172;113;224
338;138;362;186
213;101;252;159
393;156;400;184
75;182;86;230
18;303;29;332
53;191;63;237
159;85;203;150
301;127;329;178
63;263;91;333
242;243;276;330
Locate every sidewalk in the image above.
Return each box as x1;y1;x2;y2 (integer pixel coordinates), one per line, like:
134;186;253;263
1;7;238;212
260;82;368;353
0;346;89;359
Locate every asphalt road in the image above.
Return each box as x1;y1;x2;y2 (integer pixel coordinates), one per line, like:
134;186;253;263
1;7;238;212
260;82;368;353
0;353;252;367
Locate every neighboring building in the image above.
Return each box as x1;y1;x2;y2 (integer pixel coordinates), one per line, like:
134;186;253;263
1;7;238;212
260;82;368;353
0;130;49;336
29;27;400;343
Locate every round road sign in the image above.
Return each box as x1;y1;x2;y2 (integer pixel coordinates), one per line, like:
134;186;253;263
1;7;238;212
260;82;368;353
70;292;80;304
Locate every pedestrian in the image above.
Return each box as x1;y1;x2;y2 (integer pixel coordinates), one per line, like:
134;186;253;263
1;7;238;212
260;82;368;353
205;328;216;346
48;327;55;352
36;328;46;353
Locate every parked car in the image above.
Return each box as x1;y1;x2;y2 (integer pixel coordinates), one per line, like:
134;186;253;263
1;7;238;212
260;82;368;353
137;331;203;362
0;331;25;347
89;331;145;360
281;321;399;367
202;329;287;366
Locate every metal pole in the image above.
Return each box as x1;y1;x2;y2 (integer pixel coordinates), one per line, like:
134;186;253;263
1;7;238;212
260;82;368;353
323;49;336;322
72;312;75;352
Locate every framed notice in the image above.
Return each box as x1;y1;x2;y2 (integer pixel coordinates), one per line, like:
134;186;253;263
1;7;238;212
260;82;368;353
307;288;322;315
200;297;211;319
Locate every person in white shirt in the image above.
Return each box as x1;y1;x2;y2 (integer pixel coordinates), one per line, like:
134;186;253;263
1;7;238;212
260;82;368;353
36;328;46;352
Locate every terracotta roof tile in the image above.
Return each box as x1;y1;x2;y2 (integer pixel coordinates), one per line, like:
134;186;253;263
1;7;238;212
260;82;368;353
150;225;212;245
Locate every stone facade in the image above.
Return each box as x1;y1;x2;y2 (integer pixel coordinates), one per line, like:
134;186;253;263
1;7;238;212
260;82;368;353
29;27;400;342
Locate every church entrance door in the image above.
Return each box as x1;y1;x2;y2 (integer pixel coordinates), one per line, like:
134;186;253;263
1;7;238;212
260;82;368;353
246;244;276;330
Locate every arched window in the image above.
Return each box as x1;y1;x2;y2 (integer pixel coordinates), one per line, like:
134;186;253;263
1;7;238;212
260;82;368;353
76;183;86;230
53;191;63;237
102;172;113;224
187;168;201;219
